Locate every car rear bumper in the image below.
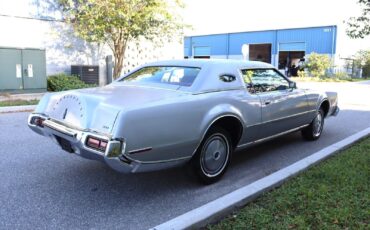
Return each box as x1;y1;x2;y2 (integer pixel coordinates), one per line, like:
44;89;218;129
28;113;141;173
331;105;340;116
28;113;188;173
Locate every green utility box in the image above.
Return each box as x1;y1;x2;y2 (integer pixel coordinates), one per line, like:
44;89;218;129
0;47;47;91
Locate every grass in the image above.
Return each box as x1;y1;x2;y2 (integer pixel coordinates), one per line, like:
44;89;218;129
0;99;39;107
209;137;370;230
294;76;369;83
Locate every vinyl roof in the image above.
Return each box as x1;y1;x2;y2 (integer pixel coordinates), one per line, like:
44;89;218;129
145;59;274;69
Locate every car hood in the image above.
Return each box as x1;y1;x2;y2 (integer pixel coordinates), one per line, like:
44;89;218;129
36;85;186;134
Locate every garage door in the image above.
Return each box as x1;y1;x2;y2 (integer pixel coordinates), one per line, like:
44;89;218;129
279;42;306;52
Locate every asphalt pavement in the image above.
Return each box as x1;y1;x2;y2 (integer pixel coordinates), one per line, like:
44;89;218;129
0;81;369;230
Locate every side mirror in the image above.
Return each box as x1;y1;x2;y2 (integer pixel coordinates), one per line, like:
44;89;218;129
289;81;297;89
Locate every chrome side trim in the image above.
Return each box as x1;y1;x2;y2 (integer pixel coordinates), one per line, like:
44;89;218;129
124;155;192;164
113;83;191;93
193;87;244;95
237;124;310;149
129;147;153;155
246;110;316;128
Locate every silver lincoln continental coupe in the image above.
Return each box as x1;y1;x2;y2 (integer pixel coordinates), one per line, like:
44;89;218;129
28;60;339;184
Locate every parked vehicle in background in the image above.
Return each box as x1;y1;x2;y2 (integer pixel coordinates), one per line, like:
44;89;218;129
28;60;339;184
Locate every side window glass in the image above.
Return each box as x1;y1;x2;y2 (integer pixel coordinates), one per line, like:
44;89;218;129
266;70;289;91
241;69;289;93
241;70;255;94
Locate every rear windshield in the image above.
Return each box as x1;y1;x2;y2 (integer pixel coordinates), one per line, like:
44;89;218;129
120;66;201;87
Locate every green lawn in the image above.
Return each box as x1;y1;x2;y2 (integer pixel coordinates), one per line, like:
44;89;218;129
0;99;39;107
210;137;370;230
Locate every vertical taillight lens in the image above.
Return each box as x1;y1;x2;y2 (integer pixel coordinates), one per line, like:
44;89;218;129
86;136;108;152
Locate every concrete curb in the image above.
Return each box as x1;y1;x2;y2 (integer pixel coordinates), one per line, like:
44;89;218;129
0;105;36;113
0;93;44;102
151;127;370;230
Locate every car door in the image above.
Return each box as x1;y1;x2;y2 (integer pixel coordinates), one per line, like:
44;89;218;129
242;68;310;138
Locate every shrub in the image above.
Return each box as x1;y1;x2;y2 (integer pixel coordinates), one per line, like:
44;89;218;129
297;70;308;78
334;71;351;80
47;73;96;92
305;52;332;78
353;50;370;78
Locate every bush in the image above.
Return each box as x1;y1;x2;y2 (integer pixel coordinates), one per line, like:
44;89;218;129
305;52;332;78
297;70;308;78
353;50;370;78
334;71;351;80
47;73;96;92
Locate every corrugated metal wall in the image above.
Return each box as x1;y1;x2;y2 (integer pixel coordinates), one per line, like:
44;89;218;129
228;30;276;55
184;25;337;59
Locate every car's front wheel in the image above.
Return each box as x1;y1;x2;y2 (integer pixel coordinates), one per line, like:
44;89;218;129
192;127;232;184
302;108;325;141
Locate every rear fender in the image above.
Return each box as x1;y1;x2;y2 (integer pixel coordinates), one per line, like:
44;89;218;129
193;104;245;155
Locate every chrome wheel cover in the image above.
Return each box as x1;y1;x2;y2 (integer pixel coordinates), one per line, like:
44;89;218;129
200;134;230;177
313;111;323;137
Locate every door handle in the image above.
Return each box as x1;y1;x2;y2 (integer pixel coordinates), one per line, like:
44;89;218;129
264;100;271;105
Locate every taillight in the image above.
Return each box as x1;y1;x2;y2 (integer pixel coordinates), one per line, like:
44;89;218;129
86;136;108;152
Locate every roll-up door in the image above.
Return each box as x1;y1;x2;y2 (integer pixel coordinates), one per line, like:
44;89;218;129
279;42;306;51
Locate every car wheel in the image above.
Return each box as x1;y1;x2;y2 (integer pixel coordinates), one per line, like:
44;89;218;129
192;127;232;184
302;108;325;141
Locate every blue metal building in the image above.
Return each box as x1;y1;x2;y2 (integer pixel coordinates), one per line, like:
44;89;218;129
184;25;337;70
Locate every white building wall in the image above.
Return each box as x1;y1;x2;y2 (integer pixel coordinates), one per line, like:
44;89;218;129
0;15;182;85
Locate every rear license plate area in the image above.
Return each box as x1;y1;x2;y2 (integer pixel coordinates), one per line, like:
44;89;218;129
55;136;74;153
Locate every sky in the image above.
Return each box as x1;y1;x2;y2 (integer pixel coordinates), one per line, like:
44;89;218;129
0;0;369;58
182;0;364;35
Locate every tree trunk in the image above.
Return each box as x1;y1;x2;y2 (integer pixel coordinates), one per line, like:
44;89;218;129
113;50;124;79
112;35;128;79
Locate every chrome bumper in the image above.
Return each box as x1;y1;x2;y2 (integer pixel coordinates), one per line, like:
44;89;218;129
331;105;340;116
28;113;140;173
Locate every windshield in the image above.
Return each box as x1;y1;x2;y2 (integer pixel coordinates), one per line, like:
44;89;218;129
120;66;201;87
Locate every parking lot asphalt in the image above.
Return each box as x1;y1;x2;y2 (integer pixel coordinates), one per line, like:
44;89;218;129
0;81;369;230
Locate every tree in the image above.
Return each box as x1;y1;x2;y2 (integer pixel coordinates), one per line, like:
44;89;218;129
354;50;370;78
58;0;185;78
305;53;332;78
346;0;370;39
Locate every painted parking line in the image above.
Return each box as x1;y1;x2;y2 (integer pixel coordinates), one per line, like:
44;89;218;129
151;126;370;230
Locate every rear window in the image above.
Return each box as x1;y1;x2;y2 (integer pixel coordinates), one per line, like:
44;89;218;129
120;66;201;87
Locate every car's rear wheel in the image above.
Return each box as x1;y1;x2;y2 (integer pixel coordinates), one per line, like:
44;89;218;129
191;127;232;184
302;108;325;141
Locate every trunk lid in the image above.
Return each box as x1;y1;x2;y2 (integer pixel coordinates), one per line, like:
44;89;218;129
44;85;185;134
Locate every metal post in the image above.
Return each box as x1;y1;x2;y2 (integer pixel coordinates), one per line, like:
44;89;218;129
106;55;113;84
